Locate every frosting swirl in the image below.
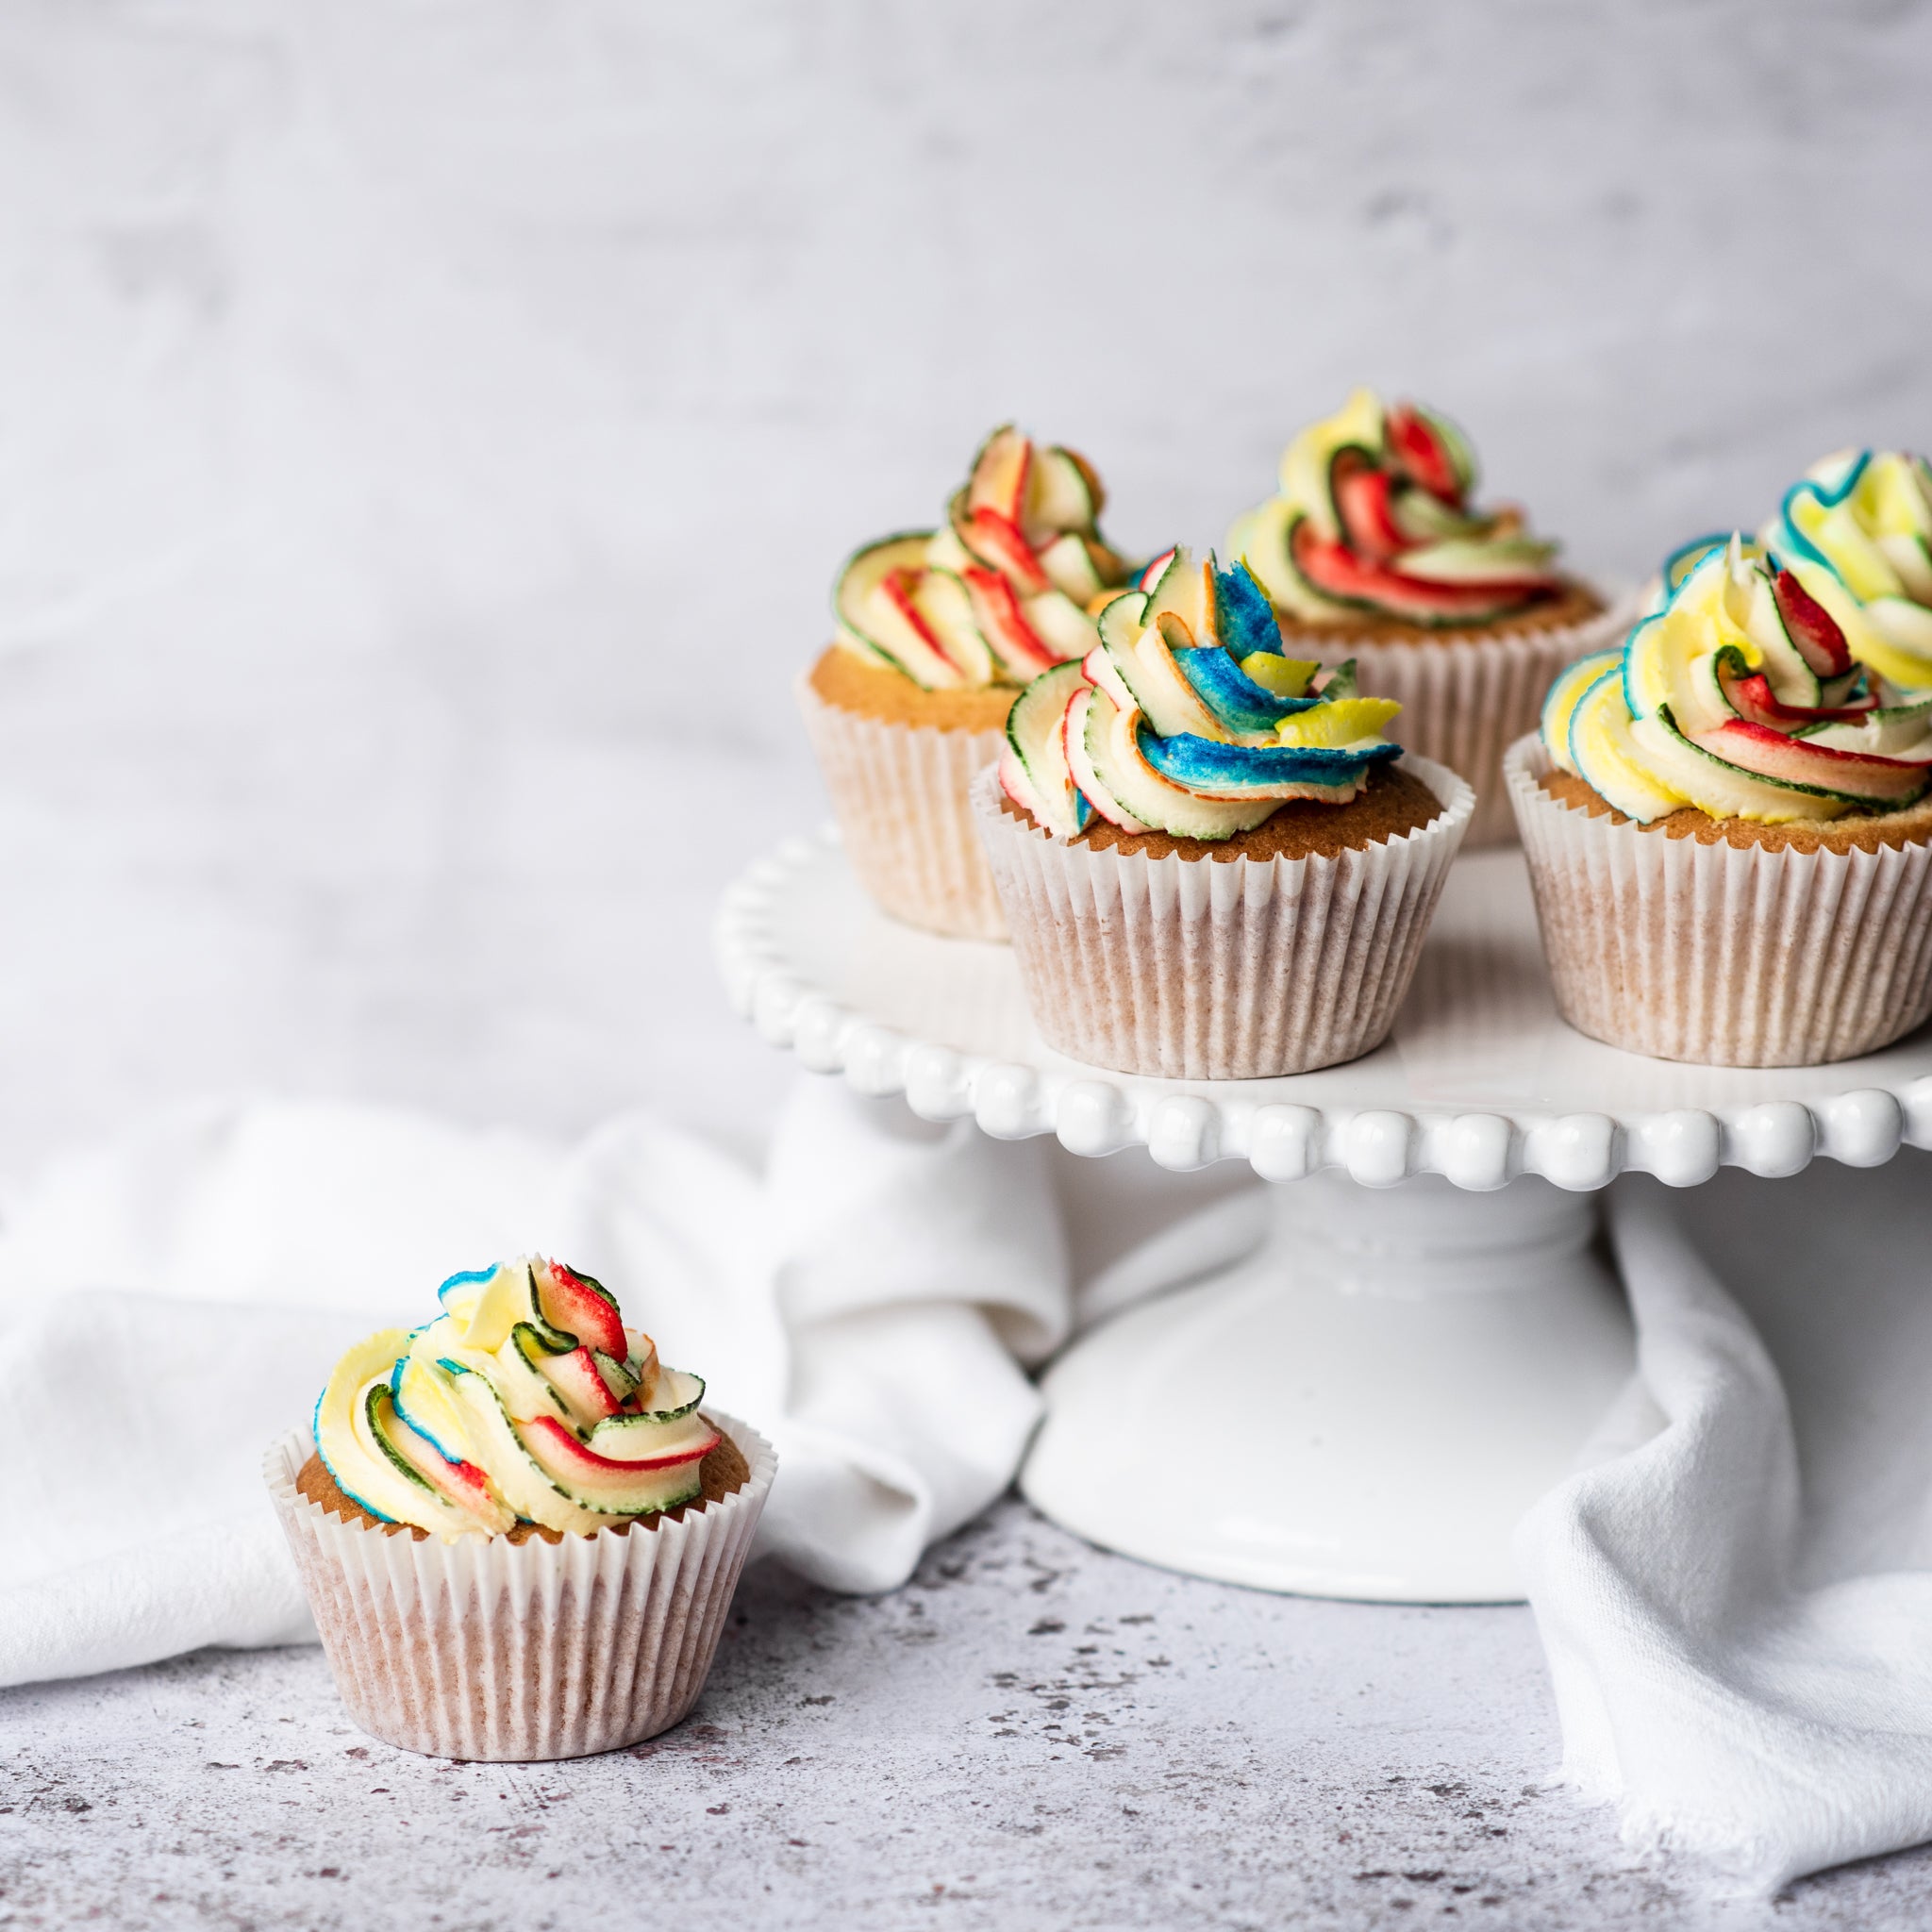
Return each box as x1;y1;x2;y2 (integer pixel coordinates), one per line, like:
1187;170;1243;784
314;1257;717;1540
1760;449;1932;691
999;546;1403;841
1229;388;1568;627
832;425;1134;691
1542;535;1932;824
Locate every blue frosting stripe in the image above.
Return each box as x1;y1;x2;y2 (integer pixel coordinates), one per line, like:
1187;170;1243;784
1212;559;1283;659
1175;645;1321;734
1773;453;1873;574
1139;726;1398;791
437;1264;499;1312
1660;533;1732;593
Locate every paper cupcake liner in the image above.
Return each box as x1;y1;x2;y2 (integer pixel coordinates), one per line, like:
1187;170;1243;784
1506;737;1932;1066
972;755;1474;1079
265;1412;774;1762
1284;592;1632;850
797;671;1010;940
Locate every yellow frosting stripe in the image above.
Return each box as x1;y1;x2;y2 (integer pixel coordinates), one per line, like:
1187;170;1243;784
1274;697;1401;749
1540;650;1621;776
1277;386;1385;539
1567;670;1685;822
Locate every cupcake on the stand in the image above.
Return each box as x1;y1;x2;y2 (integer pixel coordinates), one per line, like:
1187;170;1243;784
1508;534;1932;1066
1229;389;1624;845
974;545;1473;1079
801;426;1135;939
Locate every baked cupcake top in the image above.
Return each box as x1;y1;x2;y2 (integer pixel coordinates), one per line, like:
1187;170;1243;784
832;426;1135;691
1229;388;1570;629
313;1257;717;1541
1759;449;1932;692
999;545;1408;842
1541;534;1932;824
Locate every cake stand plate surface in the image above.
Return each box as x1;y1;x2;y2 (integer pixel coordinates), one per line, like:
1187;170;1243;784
719;830;1931;1602
719;829;1932;1188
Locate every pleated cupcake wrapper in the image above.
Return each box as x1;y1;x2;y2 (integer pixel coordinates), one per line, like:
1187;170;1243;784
264;1412;774;1762
1506;737;1932;1067
972;755;1474;1080
797;671;1010;940
1285;592;1633;850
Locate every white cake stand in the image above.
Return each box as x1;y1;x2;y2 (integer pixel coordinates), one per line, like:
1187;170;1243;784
717;832;1932;1603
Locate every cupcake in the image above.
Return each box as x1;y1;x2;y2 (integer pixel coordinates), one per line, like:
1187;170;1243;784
265;1256;774;1761
974;545;1473;1078
1508;534;1932;1066
1759;447;1932;691
1228;388;1624;846
801;425;1135;939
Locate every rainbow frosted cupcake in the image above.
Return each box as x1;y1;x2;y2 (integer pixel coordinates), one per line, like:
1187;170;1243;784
1229;389;1624;846
1508;535;1932;1066
801;426;1135;939
266;1256;773;1760
974;546;1472;1077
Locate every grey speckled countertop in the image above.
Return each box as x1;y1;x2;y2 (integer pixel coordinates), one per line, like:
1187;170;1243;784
5;1498;1928;1931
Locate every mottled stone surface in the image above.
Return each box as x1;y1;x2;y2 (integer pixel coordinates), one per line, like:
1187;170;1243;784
4;1498;1928;1930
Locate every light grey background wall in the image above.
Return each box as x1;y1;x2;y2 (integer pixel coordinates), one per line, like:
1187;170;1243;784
1;0;1927;1157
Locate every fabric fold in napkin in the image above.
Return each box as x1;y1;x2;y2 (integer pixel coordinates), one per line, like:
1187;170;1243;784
1053;1144;1932;1893
1516;1151;1932;1893
0;1081;1069;1689
9;1073;1932;1898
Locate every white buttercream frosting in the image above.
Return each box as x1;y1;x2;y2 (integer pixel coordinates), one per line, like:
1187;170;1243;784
314;1257;717;1541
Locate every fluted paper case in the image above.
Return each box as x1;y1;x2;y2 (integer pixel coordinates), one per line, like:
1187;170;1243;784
265;1412;774;1761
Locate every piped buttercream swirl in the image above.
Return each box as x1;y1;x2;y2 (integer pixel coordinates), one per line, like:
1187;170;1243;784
1542;535;1932;824
999;546;1404;841
313;1257;717;1541
832;426;1134;691
1230;388;1568;628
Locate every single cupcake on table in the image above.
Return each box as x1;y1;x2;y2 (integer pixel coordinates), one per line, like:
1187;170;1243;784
1508;534;1932;1067
1228;388;1624;846
1759;447;1932;692
801;426;1136;939
974;545;1473;1079
265;1256;774;1761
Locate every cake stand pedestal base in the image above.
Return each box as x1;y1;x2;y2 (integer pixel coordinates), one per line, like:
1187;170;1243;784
1021;1171;1636;1604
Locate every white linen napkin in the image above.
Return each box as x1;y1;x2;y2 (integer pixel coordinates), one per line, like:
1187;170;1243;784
1515;1148;1932;1893
8;1069;1931;1895
0;1079;1068;1688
